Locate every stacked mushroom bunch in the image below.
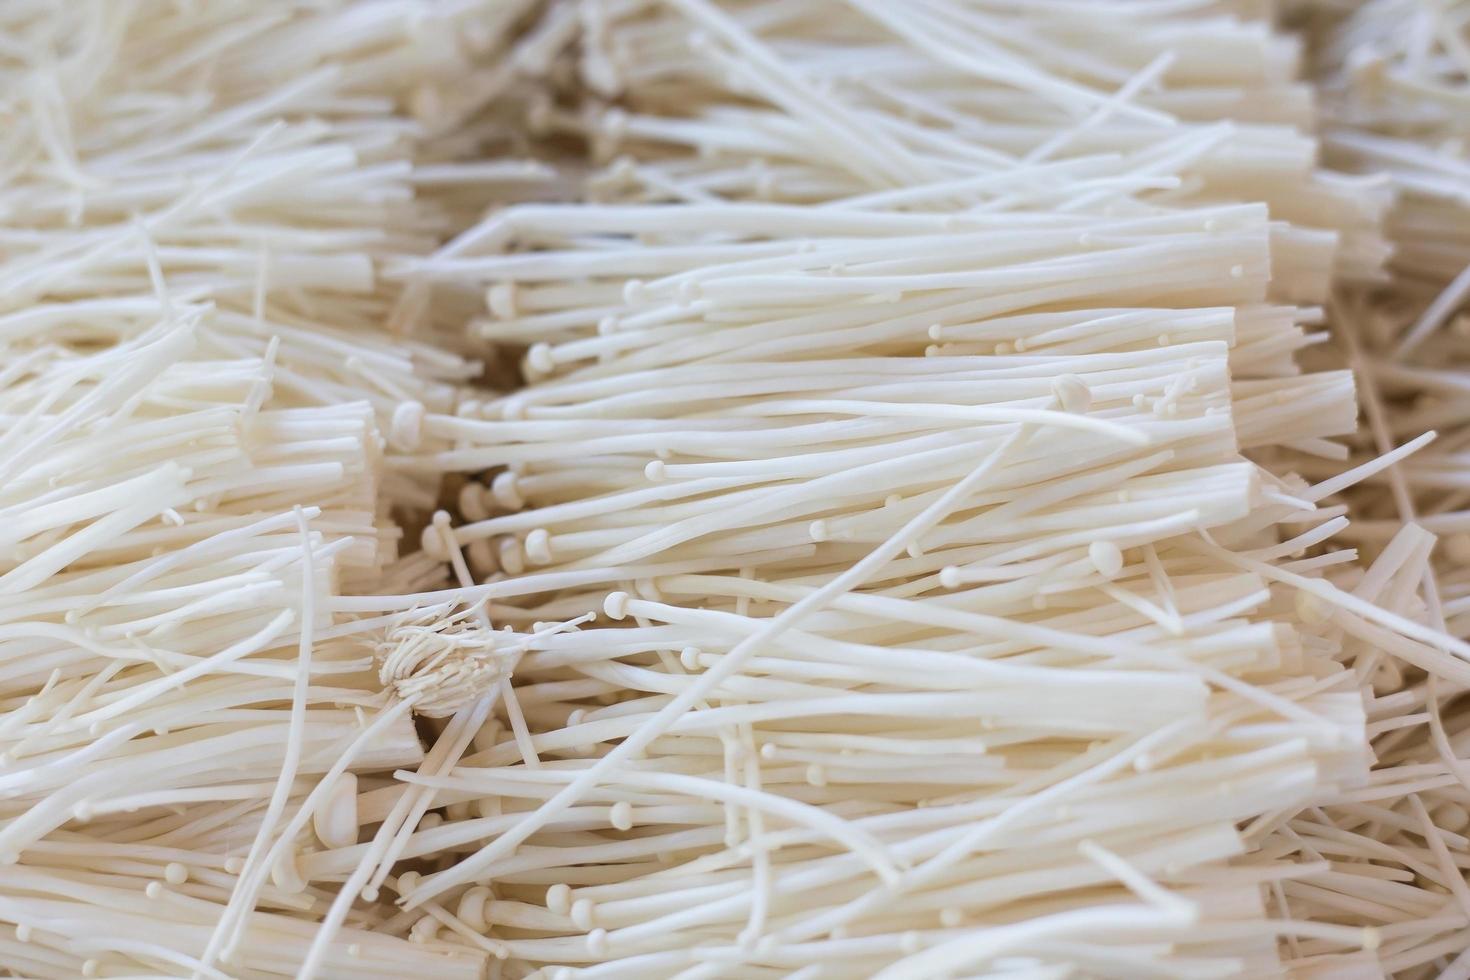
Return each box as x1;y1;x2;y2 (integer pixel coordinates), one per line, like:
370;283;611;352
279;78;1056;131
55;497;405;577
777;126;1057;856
5;1;1470;979
1299;0;1470;630
0;2;560;977
355;2;1465;977
1244;3;1470;975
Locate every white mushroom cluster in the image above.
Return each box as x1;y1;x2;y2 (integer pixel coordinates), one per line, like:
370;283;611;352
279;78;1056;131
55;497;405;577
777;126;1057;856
3;2;1470;979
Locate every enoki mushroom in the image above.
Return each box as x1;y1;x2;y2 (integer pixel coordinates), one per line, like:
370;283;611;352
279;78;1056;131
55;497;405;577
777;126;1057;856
2;1;1470;979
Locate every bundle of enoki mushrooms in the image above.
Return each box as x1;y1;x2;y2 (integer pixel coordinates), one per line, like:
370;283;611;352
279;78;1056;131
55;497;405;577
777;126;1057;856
4;1;1470;978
